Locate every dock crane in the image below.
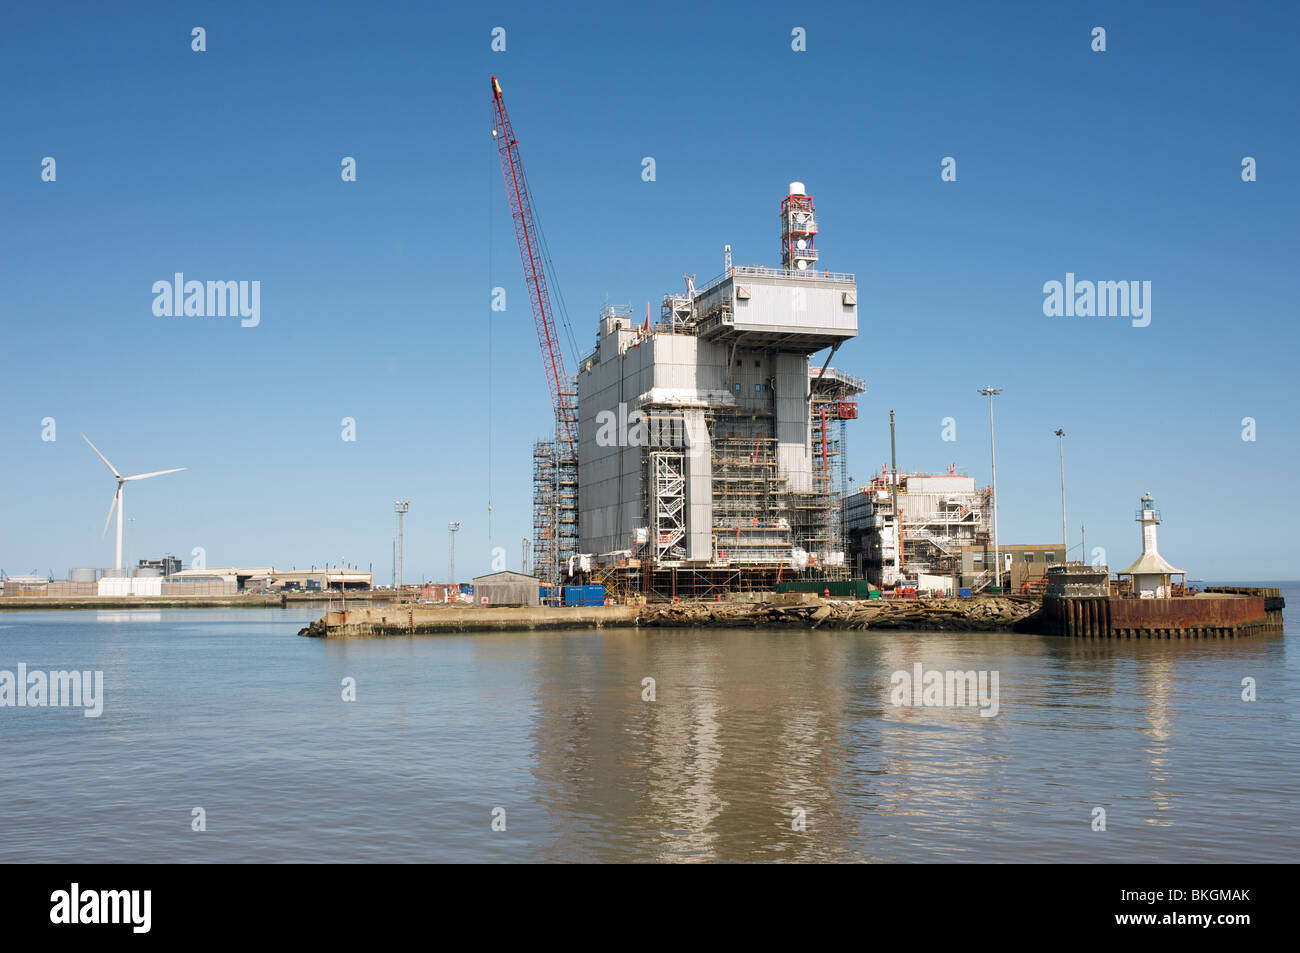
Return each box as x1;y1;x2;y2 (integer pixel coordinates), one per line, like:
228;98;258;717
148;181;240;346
491;76;579;587
490;75;578;457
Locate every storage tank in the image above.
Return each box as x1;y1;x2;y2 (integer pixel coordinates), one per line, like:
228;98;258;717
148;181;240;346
134;567;161;577
68;568;98;583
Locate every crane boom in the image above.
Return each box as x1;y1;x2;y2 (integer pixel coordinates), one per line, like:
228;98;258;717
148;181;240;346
491;75;577;456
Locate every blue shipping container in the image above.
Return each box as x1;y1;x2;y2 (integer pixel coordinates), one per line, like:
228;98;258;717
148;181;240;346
958;588;972;598
563;584;605;607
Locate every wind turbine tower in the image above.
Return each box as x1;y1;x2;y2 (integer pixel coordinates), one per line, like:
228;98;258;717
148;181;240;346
448;521;461;586
82;434;185;571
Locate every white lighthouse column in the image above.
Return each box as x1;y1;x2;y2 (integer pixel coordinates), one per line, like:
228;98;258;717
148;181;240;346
1136;493;1162;596
1141;515;1158;555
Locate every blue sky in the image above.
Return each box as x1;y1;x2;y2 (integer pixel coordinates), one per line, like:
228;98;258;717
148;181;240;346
2;0;1297;582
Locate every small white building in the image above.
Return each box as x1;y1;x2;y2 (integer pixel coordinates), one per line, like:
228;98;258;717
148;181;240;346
1118;492;1185;598
98;576;163;597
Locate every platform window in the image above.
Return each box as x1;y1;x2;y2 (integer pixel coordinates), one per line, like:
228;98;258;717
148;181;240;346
1024;552;1035;562
1046;552;1057;562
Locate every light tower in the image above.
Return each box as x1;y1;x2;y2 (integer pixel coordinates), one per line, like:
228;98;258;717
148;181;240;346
1119;493;1184;598
522;537;531;575
977;387;1003;590
781;182;819;271
1138;493;1159;553
448;521;461;585
889;409;900;582
1054;429;1067;559
393;501;409;589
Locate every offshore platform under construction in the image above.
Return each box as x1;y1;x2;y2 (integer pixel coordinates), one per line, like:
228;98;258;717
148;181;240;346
493;76;862;599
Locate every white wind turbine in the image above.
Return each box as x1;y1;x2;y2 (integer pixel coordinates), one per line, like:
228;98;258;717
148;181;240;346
82;434;186;571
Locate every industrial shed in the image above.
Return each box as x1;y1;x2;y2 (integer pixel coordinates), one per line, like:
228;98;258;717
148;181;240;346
472;570;541;607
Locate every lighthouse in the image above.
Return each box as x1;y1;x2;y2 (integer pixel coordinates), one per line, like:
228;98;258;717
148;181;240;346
1118;492;1185;598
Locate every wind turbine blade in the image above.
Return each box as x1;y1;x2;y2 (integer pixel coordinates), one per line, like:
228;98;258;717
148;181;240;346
81;433;120;478
102;487;120;538
123;467;187;481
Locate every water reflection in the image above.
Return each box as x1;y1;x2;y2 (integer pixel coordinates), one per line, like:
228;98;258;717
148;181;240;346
516;627;1291;862
1139;656;1176;824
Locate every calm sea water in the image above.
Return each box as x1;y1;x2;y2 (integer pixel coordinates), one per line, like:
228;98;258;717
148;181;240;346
1;587;1296;863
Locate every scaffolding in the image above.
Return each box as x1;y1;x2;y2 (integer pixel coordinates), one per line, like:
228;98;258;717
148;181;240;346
650;451;686;562
532;440;556;582
532;436;578;586
593;561;797;603
710;420;790;565
807;366;864;580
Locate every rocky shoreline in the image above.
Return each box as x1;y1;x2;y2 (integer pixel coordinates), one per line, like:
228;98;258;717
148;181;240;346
637;596;1038;631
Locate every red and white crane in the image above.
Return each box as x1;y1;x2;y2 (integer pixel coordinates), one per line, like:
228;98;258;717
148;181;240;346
490;75;577;457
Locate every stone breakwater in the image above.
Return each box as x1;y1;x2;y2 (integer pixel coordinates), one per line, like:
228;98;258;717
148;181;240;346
300;596;1039;637
638;596;1038;631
